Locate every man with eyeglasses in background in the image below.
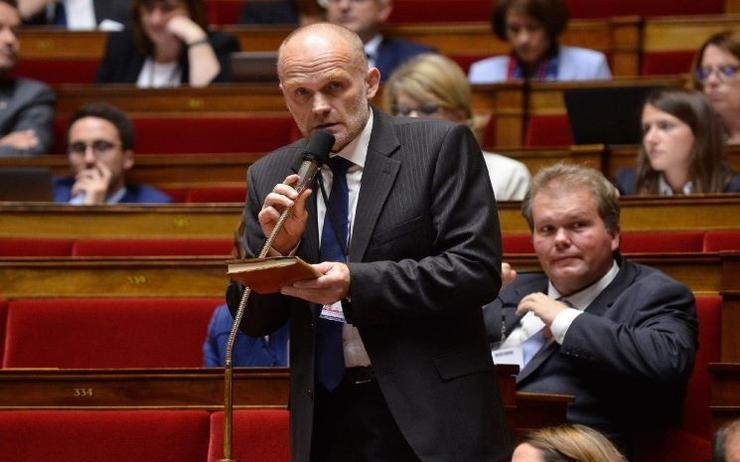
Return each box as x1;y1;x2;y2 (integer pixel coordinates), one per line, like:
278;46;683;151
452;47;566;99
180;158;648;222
52;102;171;204
318;0;432;82
0;0;55;156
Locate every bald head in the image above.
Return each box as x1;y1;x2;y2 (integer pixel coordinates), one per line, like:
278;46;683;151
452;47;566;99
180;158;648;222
278;22;368;80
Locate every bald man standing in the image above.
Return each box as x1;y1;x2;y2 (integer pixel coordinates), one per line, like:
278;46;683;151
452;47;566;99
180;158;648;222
228;23;511;462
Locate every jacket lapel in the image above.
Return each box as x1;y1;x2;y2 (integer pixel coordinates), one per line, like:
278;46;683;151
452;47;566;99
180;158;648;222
349;110;400;262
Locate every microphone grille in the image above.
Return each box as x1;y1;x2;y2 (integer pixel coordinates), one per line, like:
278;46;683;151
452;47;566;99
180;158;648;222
304;130;335;164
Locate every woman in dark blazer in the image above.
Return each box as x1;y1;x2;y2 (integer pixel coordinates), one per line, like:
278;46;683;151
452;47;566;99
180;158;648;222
96;0;239;87
614;88;740;196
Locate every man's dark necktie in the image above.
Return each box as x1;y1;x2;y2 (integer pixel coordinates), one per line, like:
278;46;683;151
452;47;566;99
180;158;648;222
316;156;352;391
52;2;67;26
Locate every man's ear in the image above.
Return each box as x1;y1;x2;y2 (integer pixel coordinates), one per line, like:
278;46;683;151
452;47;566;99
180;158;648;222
122;150;135;171
610;225;621;252
378;0;393;22
366;67;381;98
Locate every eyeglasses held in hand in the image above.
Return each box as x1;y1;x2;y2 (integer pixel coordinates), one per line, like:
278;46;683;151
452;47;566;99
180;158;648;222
695;65;739;83
67;140;120;156
393;102;441;117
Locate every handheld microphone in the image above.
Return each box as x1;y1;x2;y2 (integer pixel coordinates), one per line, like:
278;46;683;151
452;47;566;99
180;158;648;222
294;129;335;195
219;129;335;462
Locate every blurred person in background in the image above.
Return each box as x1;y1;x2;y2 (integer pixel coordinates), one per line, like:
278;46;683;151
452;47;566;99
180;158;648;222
614;88;740;195
239;0;321;25
714;418;740;462
513;424;627;462
53;103;171;204
319;0;431;81
469;0;610;83
96;0;240;87
18;0;130;30
693;30;740;144
384;53;531;200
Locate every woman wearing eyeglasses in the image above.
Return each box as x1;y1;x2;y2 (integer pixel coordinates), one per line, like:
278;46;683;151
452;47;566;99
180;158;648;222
693;30;740;144
96;0;240;87
613;88;740;196
384;53;531;200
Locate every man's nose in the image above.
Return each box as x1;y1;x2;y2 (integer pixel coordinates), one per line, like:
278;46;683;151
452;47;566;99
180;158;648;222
84;147;97;165
553;228;571;246
311;94;331;115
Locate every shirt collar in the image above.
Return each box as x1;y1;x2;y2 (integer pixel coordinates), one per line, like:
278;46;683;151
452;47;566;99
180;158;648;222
331;109;373;168
106;186;127;204
547;260;620;311
658;175;693;195
364;35;383;63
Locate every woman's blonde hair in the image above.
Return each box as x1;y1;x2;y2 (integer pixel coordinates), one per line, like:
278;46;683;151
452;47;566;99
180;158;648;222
383;53;472;123
522;424;627;462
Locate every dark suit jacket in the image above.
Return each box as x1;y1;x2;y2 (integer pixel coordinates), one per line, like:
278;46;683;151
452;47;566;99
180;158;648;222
228;110;512;461
96;30;240;84
239;0;298;24
0;77;55;156
614;167;740;195
483;257;697;450
24;0;131;28
52;176;172;203
375;37;433;82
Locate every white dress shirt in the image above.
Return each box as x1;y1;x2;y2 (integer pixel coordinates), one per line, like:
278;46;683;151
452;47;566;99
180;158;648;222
317;112;374;368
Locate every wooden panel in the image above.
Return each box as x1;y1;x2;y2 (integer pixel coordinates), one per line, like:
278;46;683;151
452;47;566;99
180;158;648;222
0;154;258;189
18;29;107;60
55;84;289;116
710;362;740;429
643;15;740;52
0;365;570;433
0;257;227;298
0;252;724;299
0;204;241;239
721;290;740;362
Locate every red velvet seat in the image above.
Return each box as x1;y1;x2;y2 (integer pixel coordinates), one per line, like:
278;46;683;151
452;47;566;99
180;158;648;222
208;410;290;462
564;0;723;17
620;231;705;254
0;410;210;462
635;294;719;462
525;115;573;147
0;237;74;256
53;116;300;154
71;238;232;256
642;50;697;76
0;299;7;368
502;234;533;254
703;230;740;252
2;298;221;368
186;186;247;203
12;59;99;84
206;0;244;25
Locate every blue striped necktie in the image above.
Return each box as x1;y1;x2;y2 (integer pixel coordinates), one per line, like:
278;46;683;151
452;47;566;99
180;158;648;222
315;156;352;391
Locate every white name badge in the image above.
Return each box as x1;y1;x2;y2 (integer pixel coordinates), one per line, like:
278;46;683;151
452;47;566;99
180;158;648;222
492;346;524;368
319;301;346;323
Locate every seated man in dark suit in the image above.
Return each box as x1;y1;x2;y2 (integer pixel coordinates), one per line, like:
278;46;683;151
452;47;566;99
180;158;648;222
483;163;697;456
0;0;55;157
19;0;130;30
319;0;432;81
53;103;171;204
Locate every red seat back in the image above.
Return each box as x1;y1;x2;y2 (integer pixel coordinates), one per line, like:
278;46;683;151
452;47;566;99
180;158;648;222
525;115;573;147
72;238;232;256
0;237;74;256
703;230;740;252
3;298;221;368
642;50;697;76
620;231;705;253
12;59;99;84
186;186;247;203
0;299;7;367
0;410;210;461
206;0;244;25
208;410;290;462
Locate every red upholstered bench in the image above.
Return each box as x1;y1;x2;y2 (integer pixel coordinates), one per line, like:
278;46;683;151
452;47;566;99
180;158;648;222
2;298;221;368
12;59;100;84
53;116;300;154
186;186;248;203
0;410;210;462
525;115;573;147
636;294;719;462
0;299;7;369
642;50;697;76
503;231;706;255
0;237;75;256
206;0;245;25
703;230;740;252
71;238;232;256
208;410;290;462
